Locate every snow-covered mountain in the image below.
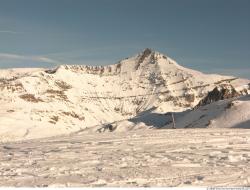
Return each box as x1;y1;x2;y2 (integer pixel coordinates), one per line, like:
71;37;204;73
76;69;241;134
0;48;249;141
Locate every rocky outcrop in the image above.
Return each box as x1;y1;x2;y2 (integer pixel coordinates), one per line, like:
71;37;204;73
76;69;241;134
196;84;240;108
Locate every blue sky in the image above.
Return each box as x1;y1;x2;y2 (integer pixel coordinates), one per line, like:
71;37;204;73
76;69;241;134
0;0;249;79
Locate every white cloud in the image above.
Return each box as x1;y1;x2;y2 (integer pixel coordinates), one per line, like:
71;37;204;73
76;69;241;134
0;53;63;65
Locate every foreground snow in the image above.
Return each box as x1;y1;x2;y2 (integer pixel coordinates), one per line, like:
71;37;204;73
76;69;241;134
0;128;249;187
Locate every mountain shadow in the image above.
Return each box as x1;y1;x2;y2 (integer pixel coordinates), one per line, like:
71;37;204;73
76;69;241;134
129;107;191;129
232;120;250;129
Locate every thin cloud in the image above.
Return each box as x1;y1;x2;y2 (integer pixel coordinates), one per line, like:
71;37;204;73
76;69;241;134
0;30;18;34
0;53;63;65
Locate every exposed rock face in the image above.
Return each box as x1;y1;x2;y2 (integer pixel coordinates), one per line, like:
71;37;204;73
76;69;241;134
196;84;240;107
138;48;152;63
135;48;153;70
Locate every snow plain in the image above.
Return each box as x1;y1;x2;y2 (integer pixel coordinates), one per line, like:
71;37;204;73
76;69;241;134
0;128;250;187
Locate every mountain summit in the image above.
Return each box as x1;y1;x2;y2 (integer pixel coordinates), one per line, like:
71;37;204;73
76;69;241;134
0;49;249;141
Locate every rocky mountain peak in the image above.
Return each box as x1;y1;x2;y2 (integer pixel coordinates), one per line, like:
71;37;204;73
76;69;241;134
138;48;155;63
142;48;154;56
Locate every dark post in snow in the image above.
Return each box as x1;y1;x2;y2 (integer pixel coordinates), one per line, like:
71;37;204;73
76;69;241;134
171;112;176;129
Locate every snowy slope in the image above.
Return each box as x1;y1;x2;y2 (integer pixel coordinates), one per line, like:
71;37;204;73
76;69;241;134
164;95;250;129
0;48;249;141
